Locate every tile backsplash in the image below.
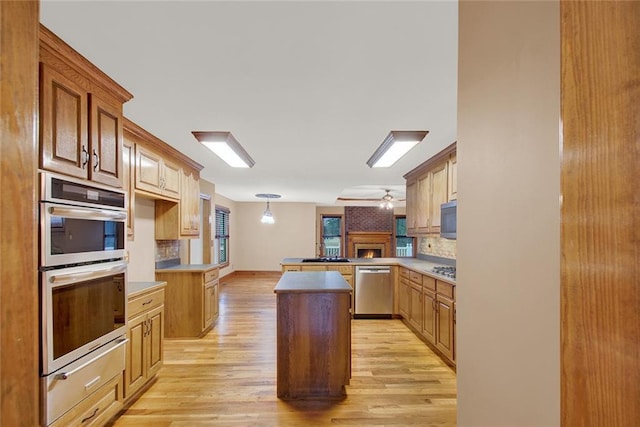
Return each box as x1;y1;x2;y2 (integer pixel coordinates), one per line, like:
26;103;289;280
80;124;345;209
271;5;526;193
418;236;457;259
155;240;180;261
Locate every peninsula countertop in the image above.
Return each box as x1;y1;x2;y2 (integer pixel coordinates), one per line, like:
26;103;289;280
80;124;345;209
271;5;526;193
274;271;352;294
281;257;456;285
155;263;219;273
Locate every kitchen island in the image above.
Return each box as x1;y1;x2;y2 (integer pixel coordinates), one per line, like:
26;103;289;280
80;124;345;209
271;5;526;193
274;271;352;399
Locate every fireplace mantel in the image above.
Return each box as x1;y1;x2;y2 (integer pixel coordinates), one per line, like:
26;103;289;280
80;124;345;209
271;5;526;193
347;232;392;258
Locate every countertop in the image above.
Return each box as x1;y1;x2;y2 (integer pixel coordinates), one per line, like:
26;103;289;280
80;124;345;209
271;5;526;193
128;281;166;297
155;263;219;273
281;257;456;285
274;271;352;293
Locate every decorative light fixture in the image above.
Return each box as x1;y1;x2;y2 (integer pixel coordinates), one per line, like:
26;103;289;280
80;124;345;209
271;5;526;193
192;131;255;168
380;189;394;210
256;193;281;224
366;130;429;168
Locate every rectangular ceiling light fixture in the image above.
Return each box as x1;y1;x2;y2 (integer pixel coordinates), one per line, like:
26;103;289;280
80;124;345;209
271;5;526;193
192;131;255;168
366;130;428;168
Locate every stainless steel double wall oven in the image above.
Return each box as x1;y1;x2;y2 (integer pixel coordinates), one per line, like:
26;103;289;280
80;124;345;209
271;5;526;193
39;172;128;425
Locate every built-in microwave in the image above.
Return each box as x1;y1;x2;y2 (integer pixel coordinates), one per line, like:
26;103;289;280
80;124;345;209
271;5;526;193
440;200;457;239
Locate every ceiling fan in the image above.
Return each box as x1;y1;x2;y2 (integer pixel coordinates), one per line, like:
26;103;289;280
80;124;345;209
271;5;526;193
336;188;405;208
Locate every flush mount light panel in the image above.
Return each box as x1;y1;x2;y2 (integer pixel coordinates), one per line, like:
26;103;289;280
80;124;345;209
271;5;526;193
366;130;429;168
192;131;255;168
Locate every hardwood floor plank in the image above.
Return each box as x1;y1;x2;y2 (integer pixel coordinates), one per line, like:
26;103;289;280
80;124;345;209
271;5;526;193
111;274;456;426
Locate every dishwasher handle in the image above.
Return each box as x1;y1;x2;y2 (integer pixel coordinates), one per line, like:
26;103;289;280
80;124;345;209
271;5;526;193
357;267;391;274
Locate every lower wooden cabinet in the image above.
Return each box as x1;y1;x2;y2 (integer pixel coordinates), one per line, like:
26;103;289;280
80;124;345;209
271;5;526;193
156;265;219;338
124;285;165;401
49;374;123;427
398;268;456;367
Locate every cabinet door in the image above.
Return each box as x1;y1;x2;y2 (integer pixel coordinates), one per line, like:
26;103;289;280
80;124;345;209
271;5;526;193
448;153;457;201
125;312;147;399
416;174;431;232
405;179;417;234
89;94;123;187
429;161;449;232
162;158;181;199
122;139;134;239
135;145;163;194
40;64;89;180
421;289;437;345
203;282;214;330
398;279;410;319
212;282;219;319
409;283;423;331
436;295;455;362
180;171;200;236
147;305;164;378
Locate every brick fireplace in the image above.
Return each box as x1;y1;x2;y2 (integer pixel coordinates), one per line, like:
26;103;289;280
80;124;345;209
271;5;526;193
345;207;394;258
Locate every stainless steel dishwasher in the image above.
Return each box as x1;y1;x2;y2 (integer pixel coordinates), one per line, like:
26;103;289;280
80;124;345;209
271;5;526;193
355;266;393;318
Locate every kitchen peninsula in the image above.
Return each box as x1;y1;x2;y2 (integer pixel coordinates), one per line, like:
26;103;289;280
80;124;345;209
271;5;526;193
274;271;352;399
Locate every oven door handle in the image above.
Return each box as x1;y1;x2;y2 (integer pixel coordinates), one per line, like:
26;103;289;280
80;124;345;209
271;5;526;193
48;205;126;221
56;338;128;380
49;261;128;286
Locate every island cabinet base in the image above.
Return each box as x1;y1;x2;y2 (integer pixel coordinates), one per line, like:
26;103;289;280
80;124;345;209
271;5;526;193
276;292;351;399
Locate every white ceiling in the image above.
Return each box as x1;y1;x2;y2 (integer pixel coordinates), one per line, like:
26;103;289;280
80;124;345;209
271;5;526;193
40;0;458;206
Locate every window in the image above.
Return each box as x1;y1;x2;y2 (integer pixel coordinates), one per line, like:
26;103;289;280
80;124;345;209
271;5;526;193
215;206;230;266
395;216;414;257
321;215;343;257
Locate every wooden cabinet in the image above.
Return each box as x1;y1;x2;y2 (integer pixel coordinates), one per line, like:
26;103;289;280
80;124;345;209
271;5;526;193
398;267;456;367
156;266;219;338
180;170;201;237
49;375;123;427
421;276;437;345
448;152;457;201
125;285;165;401
435;281;455;362
122;138;135;239
39;27;132;188
135;144;181;200
404;142;456;235
429;160;449;233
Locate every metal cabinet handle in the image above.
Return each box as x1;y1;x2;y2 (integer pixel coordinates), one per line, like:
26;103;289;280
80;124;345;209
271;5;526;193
92;148;100;171
81;407;100;423
49;262;127;286
81;145;89;169
142;299;153;306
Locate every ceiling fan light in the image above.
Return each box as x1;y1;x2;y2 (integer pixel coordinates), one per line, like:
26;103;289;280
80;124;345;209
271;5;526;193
367;130;428;168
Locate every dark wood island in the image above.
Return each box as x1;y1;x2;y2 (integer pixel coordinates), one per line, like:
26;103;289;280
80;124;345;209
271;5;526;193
274;271;352;399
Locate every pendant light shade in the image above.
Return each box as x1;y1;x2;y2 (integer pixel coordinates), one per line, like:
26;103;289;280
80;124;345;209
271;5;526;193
256;193;281;224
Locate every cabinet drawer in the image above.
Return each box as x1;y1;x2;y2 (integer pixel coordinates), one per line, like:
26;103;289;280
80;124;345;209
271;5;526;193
409;270;422;284
301;265;326;271
43;338;126;425
204;268;219;283
399;268;410;279
422;275;436;291
128;288;165;318
282;265;301;272
436;281;455;299
327;265;353;274
50;374;122;427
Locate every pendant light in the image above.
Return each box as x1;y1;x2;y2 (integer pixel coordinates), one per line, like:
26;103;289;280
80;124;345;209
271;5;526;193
256;193;281;224
380;189;394;210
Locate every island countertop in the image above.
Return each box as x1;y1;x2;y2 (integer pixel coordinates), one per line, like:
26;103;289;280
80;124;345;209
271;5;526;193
155;263;218;273
274;271;352;294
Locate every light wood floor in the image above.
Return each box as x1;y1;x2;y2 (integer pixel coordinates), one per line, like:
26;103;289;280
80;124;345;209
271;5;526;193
112;273;457;426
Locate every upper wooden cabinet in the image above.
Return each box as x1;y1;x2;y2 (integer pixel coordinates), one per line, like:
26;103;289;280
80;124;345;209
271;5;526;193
39;25;132;188
180;170;200;237
404;142;457;236
135;144;182;200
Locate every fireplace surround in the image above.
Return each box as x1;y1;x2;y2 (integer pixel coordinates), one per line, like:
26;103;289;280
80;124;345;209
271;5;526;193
347;232;392;258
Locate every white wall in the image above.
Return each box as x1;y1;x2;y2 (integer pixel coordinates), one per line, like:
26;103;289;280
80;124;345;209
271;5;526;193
233;202;316;271
457;1;560;426
127;196;156;282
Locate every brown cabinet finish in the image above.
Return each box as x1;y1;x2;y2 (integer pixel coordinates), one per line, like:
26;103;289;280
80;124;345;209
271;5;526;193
156;266;219;338
39;26;132;188
122;138;135;239
404;142;456;236
125;286;165;401
421;277;437;345
135;144;181;200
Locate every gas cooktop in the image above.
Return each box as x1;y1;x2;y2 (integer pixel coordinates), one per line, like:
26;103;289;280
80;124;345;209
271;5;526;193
301;257;351;263
432;265;456;279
